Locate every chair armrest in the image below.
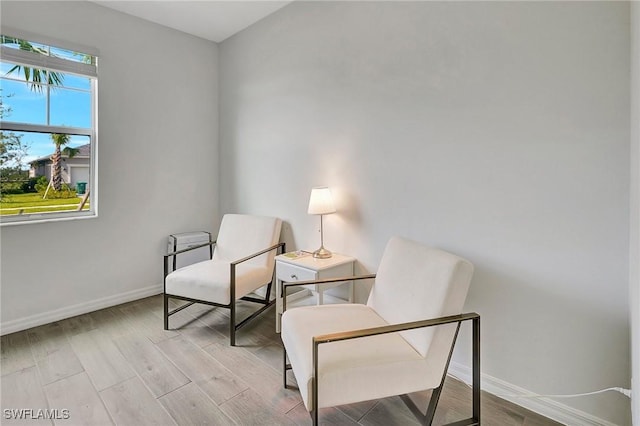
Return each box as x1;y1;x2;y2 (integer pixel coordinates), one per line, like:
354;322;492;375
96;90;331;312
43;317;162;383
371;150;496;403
313;312;479;345
164;240;217;259
163;240;216;278
229;242;286;300
230;242;286;266
308;312;481;423
282;274;376;312
283;274;376;288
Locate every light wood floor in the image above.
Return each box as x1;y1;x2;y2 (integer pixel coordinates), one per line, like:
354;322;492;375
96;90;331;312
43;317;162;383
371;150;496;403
1;295;562;425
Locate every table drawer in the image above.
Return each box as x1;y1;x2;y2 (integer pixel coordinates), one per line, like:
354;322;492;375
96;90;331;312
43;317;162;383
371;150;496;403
277;262;317;282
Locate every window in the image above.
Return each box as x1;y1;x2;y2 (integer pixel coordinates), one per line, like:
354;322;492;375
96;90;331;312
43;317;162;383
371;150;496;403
0;32;98;224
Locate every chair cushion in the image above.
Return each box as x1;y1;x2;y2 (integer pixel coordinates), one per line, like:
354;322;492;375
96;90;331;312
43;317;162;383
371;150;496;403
367;237;474;357
165;259;272;305
213;214;282;270
281;304;444;411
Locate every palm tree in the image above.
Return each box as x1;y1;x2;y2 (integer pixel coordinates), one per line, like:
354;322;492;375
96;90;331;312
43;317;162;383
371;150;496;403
0;35;64;92
50;133;79;191
2;36;76;192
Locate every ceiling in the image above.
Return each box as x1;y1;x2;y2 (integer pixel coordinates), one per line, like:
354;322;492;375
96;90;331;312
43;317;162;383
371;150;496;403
91;1;292;43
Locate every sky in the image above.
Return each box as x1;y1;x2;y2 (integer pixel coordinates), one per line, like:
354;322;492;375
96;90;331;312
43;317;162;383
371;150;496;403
1;56;92;168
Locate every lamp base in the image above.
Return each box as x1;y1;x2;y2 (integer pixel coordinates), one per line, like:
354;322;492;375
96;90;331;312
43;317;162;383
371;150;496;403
312;247;332;259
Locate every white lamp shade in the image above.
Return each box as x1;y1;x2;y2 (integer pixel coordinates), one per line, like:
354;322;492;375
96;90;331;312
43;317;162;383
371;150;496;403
308;187;336;215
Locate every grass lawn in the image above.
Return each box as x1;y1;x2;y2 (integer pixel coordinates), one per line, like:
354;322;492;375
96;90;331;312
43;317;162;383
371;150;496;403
0;193;90;215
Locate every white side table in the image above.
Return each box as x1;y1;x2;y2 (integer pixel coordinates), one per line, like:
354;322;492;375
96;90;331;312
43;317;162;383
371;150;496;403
275;252;355;332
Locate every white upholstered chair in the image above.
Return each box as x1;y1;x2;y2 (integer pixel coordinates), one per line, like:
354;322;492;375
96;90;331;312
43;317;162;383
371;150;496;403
281;236;480;425
164;214;284;346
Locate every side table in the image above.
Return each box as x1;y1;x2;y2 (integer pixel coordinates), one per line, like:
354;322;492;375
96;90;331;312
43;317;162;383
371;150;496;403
275;252;355;332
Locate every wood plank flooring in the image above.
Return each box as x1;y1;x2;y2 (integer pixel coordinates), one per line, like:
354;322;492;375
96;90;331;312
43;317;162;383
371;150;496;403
0;295;563;425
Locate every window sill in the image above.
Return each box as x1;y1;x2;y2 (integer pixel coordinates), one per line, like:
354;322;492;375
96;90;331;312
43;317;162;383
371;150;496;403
0;211;98;227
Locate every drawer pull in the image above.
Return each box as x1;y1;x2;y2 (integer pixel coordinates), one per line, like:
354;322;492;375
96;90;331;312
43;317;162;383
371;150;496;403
290;274;298;280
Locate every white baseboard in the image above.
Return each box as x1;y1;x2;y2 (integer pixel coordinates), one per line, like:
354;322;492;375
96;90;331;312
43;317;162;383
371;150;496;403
0;284;163;336
448;362;618;426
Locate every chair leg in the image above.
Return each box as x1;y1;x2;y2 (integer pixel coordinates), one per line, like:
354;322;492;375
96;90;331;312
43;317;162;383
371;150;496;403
400;390;441;426
230;264;237;346
264;280;273;302
230;301;236;346
472;316;481;423
425;385;443;424
163;294;169;330
312;346;319;426
400;320;482;426
283;347;287;388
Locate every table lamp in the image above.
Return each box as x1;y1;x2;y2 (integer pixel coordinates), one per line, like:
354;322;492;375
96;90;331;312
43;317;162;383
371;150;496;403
308;186;336;259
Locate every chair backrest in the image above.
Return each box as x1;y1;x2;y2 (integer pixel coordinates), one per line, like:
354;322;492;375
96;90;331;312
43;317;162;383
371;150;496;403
367;236;474;358
212;214;282;272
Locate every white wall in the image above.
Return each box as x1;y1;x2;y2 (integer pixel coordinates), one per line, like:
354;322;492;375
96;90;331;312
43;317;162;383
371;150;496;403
220;2;631;424
0;1;219;331
631;3;640;424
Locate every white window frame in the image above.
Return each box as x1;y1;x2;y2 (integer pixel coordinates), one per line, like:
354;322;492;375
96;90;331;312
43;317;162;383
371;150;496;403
0;28;98;226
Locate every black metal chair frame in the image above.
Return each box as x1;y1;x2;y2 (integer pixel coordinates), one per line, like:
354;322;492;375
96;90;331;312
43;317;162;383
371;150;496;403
164;240;285;346
282;275;480;426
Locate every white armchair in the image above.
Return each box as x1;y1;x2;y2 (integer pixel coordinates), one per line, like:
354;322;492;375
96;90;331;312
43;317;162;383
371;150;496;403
164;214;284;346
281;236;479;425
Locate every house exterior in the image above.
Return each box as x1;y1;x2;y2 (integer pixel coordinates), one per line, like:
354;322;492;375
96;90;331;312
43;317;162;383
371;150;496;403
29;143;90;190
